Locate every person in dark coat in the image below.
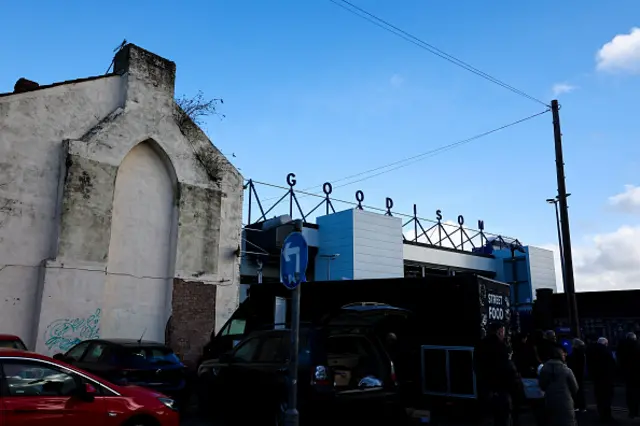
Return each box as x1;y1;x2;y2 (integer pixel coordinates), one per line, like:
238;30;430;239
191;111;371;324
539;346;579;426
617;332;640;418
474;322;520;426
530;329;544;364
513;333;539;378
566;338;587;412
588;337;617;423
537;329;558;363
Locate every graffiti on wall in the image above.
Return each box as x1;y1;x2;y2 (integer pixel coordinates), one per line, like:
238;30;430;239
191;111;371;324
44;308;101;353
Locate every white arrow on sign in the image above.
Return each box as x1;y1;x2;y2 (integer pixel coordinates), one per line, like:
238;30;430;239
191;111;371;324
284;242;301;273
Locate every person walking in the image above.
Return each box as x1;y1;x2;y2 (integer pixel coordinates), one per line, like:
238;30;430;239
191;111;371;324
535;329;559;364
474;322;520;426
539;346;579;426
617;332;640;418
531;330;544;364
566;338;587;413
589;337;617;423
513;333;539;378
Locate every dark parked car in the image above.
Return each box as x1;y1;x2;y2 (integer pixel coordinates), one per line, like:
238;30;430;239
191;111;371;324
53;338;188;406
0;334;28;350
197;304;408;425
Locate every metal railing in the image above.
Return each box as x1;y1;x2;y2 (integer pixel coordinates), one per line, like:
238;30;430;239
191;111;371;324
245;174;523;253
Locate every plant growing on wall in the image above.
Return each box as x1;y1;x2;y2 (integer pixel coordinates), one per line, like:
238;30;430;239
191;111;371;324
174;92;226;184
175;91;224;127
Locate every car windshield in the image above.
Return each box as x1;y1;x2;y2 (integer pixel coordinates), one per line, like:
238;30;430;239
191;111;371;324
119;346;181;367
0;339;27;350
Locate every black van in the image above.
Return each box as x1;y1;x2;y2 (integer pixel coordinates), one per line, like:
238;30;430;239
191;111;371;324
200;274;511;416
197;303;410;425
202;275;510;360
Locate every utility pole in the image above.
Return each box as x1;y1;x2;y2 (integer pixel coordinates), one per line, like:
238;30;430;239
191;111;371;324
547;197;571;328
551;100;581;338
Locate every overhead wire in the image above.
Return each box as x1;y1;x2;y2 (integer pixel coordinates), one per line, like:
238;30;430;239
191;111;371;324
271;109;549;200
258;0;551;202
330;109;549;190
328;0;550;108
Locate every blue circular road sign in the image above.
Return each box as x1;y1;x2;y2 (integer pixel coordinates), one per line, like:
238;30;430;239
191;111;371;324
280;232;309;290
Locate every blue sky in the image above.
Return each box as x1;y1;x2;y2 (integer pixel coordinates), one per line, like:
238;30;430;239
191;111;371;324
3;0;640;290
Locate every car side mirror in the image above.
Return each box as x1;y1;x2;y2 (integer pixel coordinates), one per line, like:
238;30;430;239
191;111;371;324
52;353;66;361
77;383;97;402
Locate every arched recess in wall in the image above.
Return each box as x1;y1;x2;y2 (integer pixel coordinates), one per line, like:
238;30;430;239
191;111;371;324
102;139;179;342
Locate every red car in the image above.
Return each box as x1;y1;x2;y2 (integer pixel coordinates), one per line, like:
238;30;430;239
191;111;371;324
0;349;179;426
0;335;28;351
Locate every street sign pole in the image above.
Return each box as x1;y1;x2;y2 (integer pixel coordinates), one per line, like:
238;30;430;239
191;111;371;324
280;220;308;426
285;283;301;426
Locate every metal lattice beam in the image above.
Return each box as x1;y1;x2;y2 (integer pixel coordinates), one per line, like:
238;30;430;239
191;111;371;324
245;174;522;253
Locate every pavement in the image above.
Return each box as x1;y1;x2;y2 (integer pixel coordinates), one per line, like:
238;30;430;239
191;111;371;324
578;382;640;425
178;383;640;426
432;383;640;426
180;416;210;426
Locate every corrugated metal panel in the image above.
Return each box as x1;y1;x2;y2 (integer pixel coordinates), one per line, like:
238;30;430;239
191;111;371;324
528;246;557;293
352;209;404;280
404;243;496;273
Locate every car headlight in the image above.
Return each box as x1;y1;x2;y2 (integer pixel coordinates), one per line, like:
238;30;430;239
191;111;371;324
158;397;178;411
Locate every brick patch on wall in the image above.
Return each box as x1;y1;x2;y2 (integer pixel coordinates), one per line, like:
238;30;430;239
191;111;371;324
168;278;216;369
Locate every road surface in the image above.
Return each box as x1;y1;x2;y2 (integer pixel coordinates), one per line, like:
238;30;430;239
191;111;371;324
180;383;640;425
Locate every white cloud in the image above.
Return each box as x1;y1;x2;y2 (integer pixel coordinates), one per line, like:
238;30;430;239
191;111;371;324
390;74;404;88
609;184;640;213
543;224;640;292
596;27;640;73
403;185;640;293
542;185;640;292
552;83;577;96
408;222;640;293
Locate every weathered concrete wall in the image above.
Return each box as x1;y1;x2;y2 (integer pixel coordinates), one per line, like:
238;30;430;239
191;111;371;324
0;76;124;348
176;183;221;275
57;153;118;262
101;141;177;343
1;44;243;356
36;259;104;354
